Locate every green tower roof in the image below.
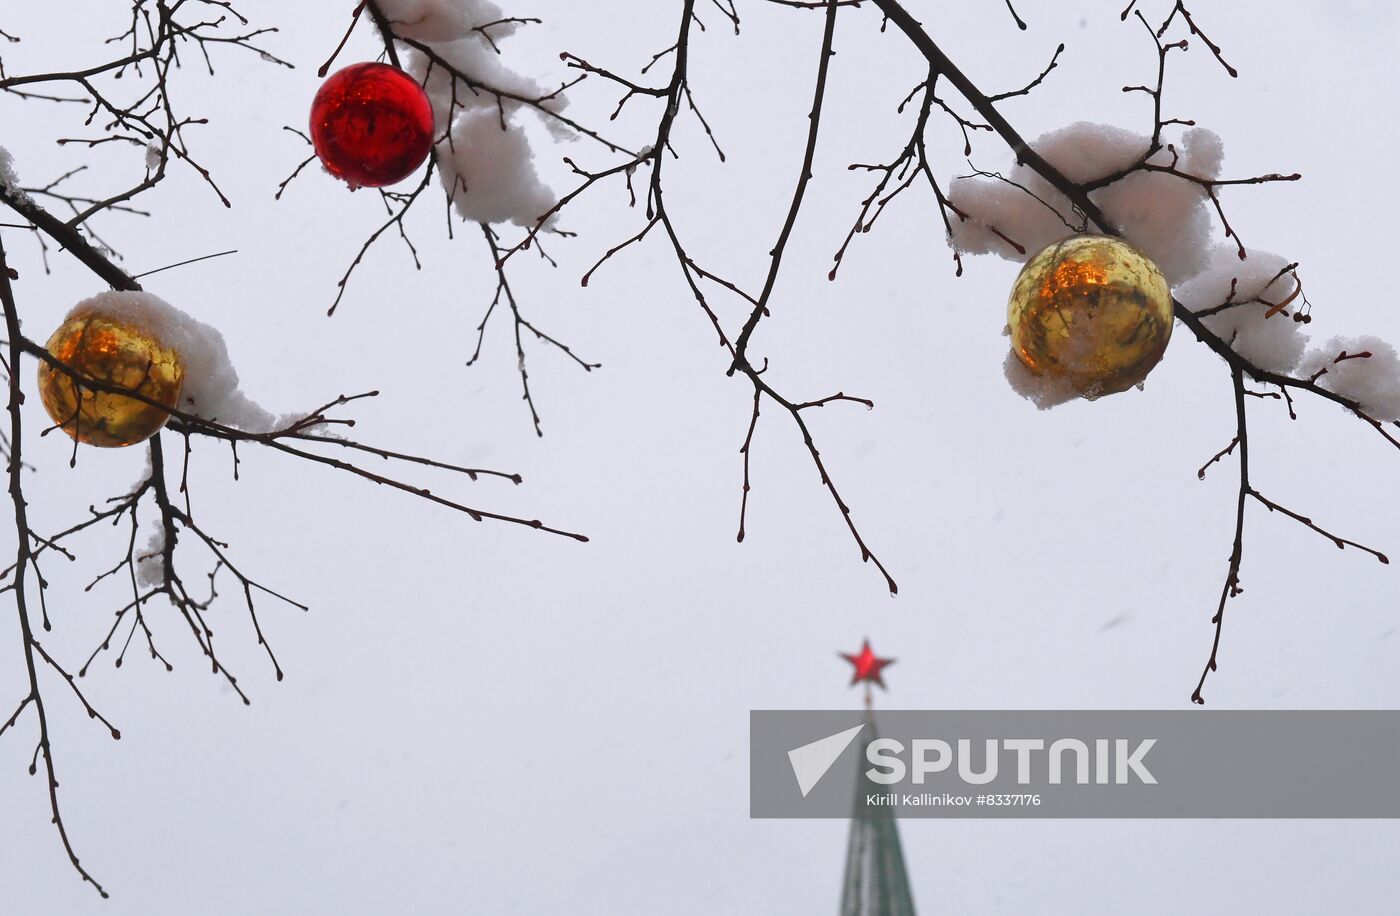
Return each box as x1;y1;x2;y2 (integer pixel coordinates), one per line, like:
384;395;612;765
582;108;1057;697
839;724;917;916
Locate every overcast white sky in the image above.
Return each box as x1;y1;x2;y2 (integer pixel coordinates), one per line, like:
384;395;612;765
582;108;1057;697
1;1;1398;913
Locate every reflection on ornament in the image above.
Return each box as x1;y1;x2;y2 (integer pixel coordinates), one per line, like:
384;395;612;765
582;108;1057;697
1007;234;1174;399
38;307;184;448
310;62;435;189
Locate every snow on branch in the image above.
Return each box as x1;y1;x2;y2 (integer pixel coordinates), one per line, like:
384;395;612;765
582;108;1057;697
438;107;556;226
389;0;569;228
62;291;284;432
1177;244;1308;375
948;121;1221;285
1301;338;1400;422
376;0;514;43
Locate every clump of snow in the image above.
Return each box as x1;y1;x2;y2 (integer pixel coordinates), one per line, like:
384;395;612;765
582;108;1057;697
1299;336;1400;421
406;43;467;131
135;524;166;588
1179;126;1224;180
145;142;162;172
66;291;282;432
437;108;555;226
393;0;563;226
949;122;1221;285
376;0;507;43
0;146;20;190
0;145;32;206
1002;349;1080;410
405;37;563;130
1177;244;1308;373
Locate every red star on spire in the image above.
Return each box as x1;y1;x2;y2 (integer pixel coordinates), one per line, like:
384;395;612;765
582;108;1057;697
840;639;895;690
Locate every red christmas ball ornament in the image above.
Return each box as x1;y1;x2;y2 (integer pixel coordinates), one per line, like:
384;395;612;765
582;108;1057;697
310;62;434;189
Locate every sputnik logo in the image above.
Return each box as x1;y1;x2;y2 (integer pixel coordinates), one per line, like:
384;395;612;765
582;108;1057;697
787;723;865;798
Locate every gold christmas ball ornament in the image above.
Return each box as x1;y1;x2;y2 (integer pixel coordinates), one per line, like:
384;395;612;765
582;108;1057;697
38;304;185;448
1007;234;1174;399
